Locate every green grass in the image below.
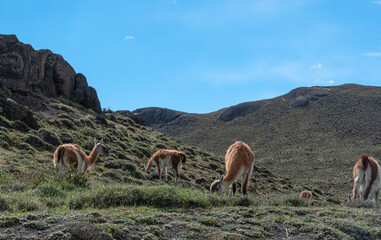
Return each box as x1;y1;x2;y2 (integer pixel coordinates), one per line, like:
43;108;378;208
139;85;381;203
0;94;373;239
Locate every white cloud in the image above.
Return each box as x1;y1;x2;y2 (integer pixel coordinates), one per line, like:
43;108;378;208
124;35;135;41
373;1;381;4
314;79;335;85
362;52;381;57
196;60;348;87
311;63;322;69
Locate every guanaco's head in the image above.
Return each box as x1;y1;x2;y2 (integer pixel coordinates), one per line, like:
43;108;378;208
145;160;154;173
144;164;150;173
93;138;104;153
210;174;225;194
348;194;353;202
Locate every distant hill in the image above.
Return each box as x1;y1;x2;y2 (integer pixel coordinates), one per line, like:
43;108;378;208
134;84;381;199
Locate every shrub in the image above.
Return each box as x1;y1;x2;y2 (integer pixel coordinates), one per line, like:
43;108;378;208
0;116;11;128
282;194;307;207
345;199;375;209
69;185;212;209
16;142;35;152
11;120;30;132
37;128;61;146
0;216;20;227
0;182;27;192
105;224;126;239
35;183;65;198
23;221;48;230
79;118;96;129
66;222;107;240
14;197;40;212
23;134;53;151
45;231;71;240
59;118;74;129
0;194;10;211
58;131;73;144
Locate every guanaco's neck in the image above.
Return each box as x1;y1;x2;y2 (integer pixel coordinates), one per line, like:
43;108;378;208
87;145;101;164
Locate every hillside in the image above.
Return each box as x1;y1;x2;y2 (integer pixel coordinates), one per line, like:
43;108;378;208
0;93;294;195
134;84;381;200
1;35;379;239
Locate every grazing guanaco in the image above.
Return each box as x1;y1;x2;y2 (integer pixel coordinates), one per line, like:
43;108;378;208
299;190;313;206
53;138;103;174
145;149;186;182
210;141;254;196
350;154;381;208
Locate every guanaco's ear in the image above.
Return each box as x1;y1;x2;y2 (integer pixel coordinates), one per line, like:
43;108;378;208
220;175;224;181
215;174;220;181
94;138;97;144
100;139;103;144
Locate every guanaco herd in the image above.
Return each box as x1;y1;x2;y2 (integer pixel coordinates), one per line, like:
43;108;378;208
53;139;381;208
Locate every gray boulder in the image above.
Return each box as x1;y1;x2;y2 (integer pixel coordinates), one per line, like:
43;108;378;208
0;97;38;129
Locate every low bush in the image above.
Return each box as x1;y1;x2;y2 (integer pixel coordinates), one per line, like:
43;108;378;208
35;183;65;198
68;185;213;209
0;194;10;211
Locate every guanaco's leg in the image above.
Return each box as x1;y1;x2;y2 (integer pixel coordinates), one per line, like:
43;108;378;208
164;167;168;182
242;173;250;196
374;190;379;208
230;182;237;197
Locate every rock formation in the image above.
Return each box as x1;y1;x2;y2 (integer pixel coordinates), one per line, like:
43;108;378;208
0;34;101;112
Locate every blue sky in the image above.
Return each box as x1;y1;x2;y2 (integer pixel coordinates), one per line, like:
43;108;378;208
1;0;381;113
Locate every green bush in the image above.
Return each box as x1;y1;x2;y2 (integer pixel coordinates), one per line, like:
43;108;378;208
0;194;10;211
69;185;213;209
14;197;40;212
23;134;53;151
23;221;48;230
0;216;20;227
35;183;65;198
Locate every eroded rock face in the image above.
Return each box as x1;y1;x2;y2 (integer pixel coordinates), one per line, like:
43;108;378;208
284;87;330;108
0;34;101;112
0;97;38;129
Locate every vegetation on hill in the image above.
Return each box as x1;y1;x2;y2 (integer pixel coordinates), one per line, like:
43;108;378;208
135;84;381;201
0;36;378;239
0;93;371;239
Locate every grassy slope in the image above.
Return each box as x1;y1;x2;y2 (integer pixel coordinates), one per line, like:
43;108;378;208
3;95;366;239
0;93;293;195
150;84;381;201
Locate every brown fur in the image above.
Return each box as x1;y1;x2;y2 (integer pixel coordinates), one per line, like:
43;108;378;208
211;141;255;195
352;154;379;200
53;140;102;174
145;149;186;182
299;190;312;206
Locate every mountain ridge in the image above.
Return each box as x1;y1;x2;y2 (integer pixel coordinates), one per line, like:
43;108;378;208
133;83;381;199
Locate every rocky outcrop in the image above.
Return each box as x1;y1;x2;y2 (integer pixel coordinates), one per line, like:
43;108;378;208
218;100;268;122
133;107;184;126
0;97;38;129
0;34;101;112
283;86;330;108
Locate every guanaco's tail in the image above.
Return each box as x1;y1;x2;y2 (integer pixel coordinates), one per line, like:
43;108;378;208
180;153;186;164
53;145;66;168
360;154;369;170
